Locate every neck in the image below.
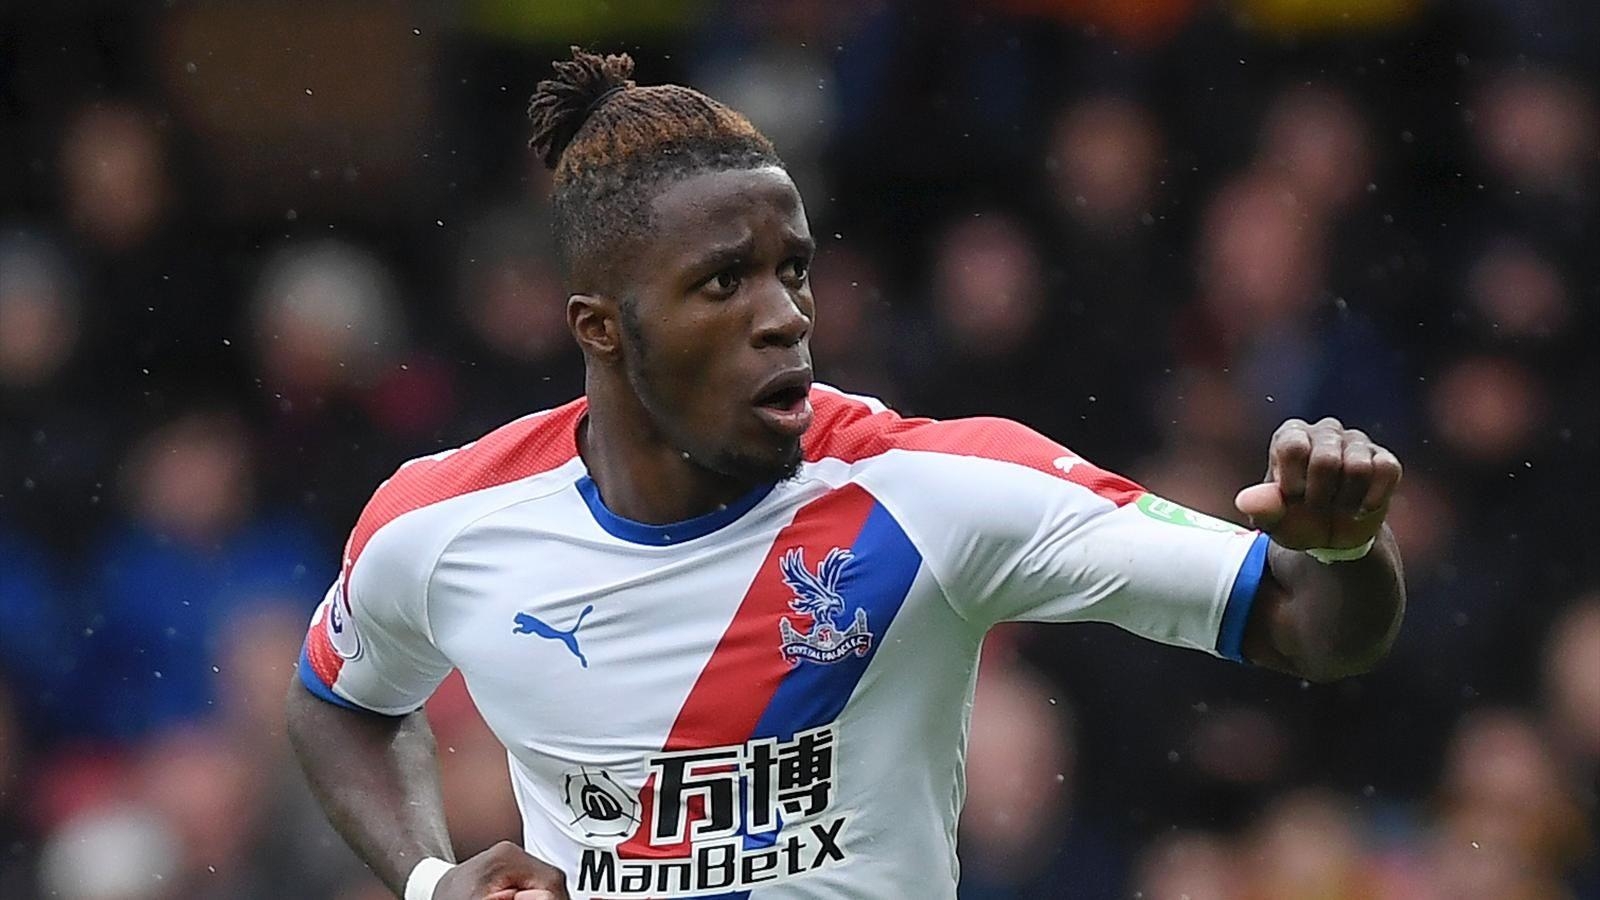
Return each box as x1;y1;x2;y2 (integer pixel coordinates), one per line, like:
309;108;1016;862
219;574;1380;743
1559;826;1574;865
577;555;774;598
579;371;762;525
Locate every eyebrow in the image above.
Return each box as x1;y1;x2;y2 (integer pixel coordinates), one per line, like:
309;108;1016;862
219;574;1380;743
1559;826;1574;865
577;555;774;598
786;233;818;256
685;235;755;273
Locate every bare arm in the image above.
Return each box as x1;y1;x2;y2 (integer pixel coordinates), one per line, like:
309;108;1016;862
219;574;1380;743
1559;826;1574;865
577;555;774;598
285;682;570;899
1234;417;1407;682
285;682;455;893
1242;526;1405;681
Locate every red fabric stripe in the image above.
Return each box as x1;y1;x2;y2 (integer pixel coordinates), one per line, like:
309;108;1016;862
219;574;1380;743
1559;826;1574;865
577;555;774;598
338;398;587;592
803;388;1144;506
617;483;878;860
306;400;587;690
305;601;344;687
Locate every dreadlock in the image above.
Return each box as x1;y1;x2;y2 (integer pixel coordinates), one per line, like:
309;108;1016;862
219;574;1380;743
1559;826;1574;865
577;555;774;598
528;47;784;292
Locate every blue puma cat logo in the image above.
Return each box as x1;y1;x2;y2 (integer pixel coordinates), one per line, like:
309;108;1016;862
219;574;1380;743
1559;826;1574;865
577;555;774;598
512;605;594;668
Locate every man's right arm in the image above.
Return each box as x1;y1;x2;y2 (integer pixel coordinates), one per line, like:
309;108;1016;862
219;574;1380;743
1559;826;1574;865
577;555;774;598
284;683;454;893
289;491;570;899
286;678;571;899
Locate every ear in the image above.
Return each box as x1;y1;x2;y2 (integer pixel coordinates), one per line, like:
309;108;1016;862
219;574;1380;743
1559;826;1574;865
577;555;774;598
567;293;621;360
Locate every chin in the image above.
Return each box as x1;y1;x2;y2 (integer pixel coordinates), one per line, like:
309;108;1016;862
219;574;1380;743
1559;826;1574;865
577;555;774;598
709;439;804;485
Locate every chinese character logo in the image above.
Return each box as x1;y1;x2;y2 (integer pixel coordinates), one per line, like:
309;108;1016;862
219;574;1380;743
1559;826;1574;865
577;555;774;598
778;547;872;665
648;726;840;844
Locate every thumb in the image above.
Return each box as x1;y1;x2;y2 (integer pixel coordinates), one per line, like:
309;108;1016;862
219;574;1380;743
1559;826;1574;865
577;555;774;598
1234;482;1287;530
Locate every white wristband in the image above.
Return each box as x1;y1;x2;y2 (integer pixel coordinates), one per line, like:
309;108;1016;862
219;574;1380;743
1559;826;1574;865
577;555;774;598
404;857;455;900
1306;536;1376;564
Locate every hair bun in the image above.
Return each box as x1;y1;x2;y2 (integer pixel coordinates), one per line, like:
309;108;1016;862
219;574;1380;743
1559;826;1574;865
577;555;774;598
528;46;636;170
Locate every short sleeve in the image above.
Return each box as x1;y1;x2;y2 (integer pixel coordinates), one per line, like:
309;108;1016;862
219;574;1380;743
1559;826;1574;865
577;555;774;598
297;506;455;716
858;417;1267;659
984;489;1269;659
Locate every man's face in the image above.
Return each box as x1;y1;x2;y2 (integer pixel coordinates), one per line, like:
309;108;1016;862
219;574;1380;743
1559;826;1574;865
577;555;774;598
619;166;816;483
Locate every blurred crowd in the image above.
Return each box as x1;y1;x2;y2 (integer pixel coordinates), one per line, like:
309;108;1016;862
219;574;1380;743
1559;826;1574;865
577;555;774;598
1;1;1597;898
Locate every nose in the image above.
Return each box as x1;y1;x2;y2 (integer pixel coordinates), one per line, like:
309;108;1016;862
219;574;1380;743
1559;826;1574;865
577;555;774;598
750;280;810;349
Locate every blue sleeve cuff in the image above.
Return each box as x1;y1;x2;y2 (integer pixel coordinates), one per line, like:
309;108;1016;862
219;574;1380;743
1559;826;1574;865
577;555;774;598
1215;533;1271;664
296;641;366;711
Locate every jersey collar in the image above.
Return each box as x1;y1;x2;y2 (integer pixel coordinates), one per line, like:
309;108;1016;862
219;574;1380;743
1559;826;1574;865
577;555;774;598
574;475;777;546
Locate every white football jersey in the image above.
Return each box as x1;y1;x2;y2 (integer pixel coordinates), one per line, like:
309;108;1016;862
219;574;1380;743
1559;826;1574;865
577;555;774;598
298;385;1268;899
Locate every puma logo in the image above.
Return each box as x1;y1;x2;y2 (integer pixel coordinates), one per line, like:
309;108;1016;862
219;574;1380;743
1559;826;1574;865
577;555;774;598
512;605;595;668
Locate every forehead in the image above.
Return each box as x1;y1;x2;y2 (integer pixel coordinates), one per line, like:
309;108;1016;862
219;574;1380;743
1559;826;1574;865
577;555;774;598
646;166;809;253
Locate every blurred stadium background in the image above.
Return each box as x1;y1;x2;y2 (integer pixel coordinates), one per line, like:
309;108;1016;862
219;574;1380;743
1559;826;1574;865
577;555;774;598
2;1;1598;898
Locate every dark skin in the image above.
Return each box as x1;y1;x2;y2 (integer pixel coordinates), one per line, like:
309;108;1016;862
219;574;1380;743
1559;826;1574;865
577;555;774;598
287;167;1404;898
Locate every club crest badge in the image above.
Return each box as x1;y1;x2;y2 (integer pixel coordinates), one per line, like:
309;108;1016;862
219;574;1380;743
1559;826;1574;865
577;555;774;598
778;547;872;665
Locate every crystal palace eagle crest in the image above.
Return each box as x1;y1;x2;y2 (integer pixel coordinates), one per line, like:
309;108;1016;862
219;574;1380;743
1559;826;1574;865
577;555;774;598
777;547;873;665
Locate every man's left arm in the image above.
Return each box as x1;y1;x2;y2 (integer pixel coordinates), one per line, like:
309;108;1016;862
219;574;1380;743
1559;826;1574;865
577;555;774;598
1234;417;1407;683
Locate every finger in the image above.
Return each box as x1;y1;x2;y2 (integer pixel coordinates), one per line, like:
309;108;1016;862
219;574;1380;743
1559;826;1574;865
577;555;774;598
1360;447;1403;517
511;891;565;900
1334;436;1374;513
1235;482;1287;530
1303;420;1345;508
1270;419;1312;500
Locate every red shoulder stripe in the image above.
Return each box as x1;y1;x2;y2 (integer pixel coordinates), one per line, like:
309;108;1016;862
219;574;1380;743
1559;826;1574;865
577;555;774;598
802;387;1143;506
339;398;587;591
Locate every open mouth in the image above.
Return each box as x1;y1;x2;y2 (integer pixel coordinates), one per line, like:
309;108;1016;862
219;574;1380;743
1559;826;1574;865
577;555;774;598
752;371;814;438
755;382;810;412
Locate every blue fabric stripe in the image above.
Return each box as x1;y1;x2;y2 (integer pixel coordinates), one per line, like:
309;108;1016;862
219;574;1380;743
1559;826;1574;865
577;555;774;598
576;475;775;545
750;501;923;741
295;642;364;711
1216;533;1271;664
702;502;920;899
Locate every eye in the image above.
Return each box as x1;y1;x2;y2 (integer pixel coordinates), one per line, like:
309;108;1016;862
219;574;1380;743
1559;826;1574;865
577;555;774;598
781;258;810;288
702;270;740;299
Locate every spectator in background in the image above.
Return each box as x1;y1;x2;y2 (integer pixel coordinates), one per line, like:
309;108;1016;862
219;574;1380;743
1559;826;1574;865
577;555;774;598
1253;82;1423;326
214;605;375;894
910;212;1070;434
1429;710;1593;896
805;241;901;405
1473;69;1596;206
1239;790;1372;900
80;411;325;738
448;208;582;439
1039;93;1172;459
1182;171;1408;439
959;647;1124;899
1130;831;1241;900
132;727;266;898
57;101;232;399
1543;596;1600;782
248;239;450;528
692;1;845;218
1257;84;1374;219
59;104;170;257
0;229;118;553
1541;595;1600;898
36;803;180;900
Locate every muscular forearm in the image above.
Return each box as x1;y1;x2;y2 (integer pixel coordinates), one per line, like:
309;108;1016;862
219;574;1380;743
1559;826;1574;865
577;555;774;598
1243;525;1405;682
286;681;454;894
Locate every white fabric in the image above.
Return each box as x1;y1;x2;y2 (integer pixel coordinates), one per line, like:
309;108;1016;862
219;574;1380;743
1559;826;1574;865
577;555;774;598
1307;535;1377;564
404;857;454;900
301;389;1262;899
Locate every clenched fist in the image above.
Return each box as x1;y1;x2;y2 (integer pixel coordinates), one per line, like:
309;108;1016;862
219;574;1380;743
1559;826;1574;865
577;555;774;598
1235;417;1403;552
434;842;569;900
